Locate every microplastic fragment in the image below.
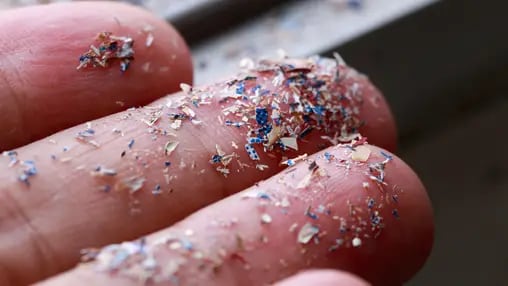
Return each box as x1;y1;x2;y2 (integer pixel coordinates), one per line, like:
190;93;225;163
93;166;117;177
255;164;269;171
280;137;298;151
380;151;393;161
260;213;272;224
392;209;400;219
122;176;146;193
77;32;135;72
180;83;192;93
164;141;179;156
352;237;362;247
170;120;182;130
297;223;320;244
145;33;154;47
351;145;371;162
245;144;260;161
127;139;135;149
152;184;162;195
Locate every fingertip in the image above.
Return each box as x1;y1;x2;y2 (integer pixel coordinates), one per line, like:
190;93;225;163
274;269;371;286
344;144;434;284
0;1;193;149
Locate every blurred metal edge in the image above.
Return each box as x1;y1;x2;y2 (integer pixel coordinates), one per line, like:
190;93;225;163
166;0;294;45
320;0;508;147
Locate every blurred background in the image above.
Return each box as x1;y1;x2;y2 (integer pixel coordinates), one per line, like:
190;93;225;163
2;0;508;284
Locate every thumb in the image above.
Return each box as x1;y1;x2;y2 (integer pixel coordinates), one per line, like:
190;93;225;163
273;269;371;286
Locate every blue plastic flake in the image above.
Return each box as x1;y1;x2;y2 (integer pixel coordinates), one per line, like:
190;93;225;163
152;184;162;195
312;105;325;116
258;124;272;135
236;81;245;95
120;60;130;72
367;198;375;209
225;120;245;127
164;161;171;167
245;144;260;161
78;129;95;138
182;239;193;251
306;211;318;220
251;84;261;93
371;214;382;225
79;55;89;62
128;139;135;149
23;161;37;176
392;209;400;219
168;113;186;120
286;159;295;166
257;192;271;200
211;154;222;163
380;151;393;161
63;146;69;152
255;107;268;126
247;137;264;144
324;152;333;162
108;41;118;51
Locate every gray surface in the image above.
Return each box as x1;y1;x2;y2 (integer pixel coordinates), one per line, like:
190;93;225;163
403;98;508;285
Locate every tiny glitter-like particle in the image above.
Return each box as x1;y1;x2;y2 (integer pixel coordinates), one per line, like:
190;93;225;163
280;137;298;151
392;209;400;219
245;144;260;161
260;213;272;224
145;33;154;47
121;176;146;194
164;141;179;156
351;145;371;162
352;237;362;247
93;166;117;177
380;151;393;161
152;184;162;195
180;83;192;93
128;139;135;149
297;223;320;244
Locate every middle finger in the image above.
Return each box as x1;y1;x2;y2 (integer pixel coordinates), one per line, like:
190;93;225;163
0;56;396;284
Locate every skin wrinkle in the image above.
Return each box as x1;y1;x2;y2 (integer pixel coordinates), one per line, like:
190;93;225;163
0;59;27;149
0;189;61;285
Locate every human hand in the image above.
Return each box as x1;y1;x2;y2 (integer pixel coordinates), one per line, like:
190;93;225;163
0;2;433;286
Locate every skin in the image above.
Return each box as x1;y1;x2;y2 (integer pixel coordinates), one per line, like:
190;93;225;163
0;2;433;286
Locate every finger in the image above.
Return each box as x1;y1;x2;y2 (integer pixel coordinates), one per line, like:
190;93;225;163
0;57;396;285
274;270;370;286
38;144;433;286
0;1;192;150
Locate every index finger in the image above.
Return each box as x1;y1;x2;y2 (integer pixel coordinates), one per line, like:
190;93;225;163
0;1;192;150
